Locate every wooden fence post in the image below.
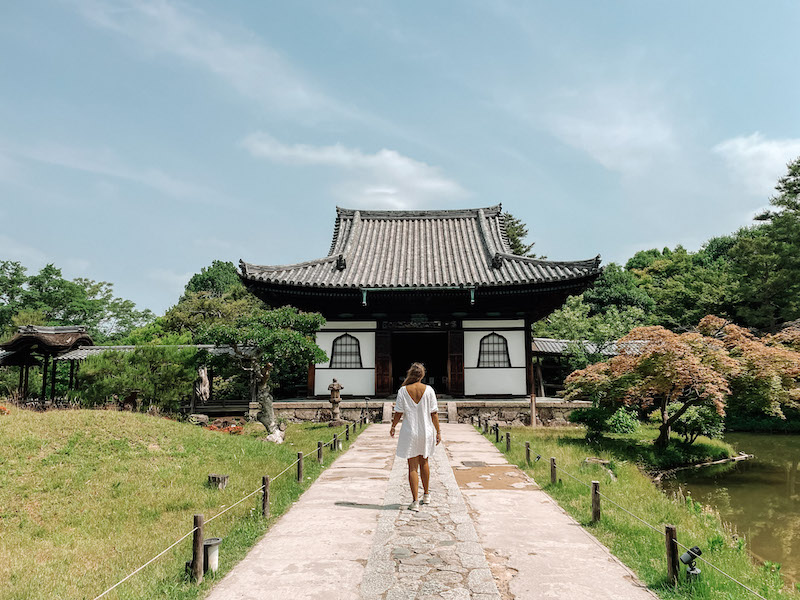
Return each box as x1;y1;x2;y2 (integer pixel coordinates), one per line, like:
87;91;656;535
297;452;304;482
525;441;531;464
591;481;601;523
317;441;323;464
665;524;680;585
192;514;204;583
332;435;337;450
495;424;500;443
262;476;270;518
346;424;350;441
550;457;557;484
505;432;511;452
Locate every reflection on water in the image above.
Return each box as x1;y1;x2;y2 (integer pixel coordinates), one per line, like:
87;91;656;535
661;433;800;582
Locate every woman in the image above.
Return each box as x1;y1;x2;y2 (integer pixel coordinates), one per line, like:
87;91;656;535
389;362;442;512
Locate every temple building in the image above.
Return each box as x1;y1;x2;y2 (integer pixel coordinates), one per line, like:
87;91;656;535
240;205;601;399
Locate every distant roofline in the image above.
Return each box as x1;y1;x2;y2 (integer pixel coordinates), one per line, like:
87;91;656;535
334;204;502;219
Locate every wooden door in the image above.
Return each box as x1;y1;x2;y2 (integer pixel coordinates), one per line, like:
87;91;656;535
375;331;392;397
448;330;464;396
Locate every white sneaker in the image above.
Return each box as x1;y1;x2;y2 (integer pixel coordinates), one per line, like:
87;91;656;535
408;500;420;512
421;493;431;505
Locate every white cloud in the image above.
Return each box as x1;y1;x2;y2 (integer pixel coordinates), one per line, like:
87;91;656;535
2;140;225;204
241;132;466;209
75;0;355;121
713;132;800;197
544;85;677;175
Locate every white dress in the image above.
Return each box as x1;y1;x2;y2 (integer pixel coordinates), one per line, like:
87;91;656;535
394;385;439;459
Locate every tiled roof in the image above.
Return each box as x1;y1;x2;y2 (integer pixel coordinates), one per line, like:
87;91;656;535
54;345;252;361
241;205;601;289
532;337;645;356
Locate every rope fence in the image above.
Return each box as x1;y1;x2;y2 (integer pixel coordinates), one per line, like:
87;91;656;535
92;418;366;600
474;418;771;600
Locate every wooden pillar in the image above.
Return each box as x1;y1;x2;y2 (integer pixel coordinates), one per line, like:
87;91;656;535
40;355;49;402
262;476;270;517
524;317;533;396
536;358;545;398
375;331;392;397
68;360;76;390
530;394;537;427
50;358;57;401
550;457;557;484
307;363;315;398
18;364;24;395
23;363;30;398
447;329;465;397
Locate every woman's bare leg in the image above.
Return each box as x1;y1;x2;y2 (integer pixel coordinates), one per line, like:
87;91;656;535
407;457;420;501
419;456;430;494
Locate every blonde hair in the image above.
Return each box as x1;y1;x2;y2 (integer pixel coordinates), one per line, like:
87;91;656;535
401;362;426;387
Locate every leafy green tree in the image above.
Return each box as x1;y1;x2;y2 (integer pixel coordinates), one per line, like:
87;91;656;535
200;306;327;434
184;260;243;298
668;403;724;443
0;261;27;331
504;213;540;258
162;287;265;338
583;263;655;316
532;295;647;369
76;347;200;411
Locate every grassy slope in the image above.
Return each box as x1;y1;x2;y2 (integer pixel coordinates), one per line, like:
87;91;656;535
483;425;797;600
0;407;362;600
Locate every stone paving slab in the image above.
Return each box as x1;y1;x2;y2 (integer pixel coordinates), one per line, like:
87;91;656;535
444;424;659;600
205;425;393;600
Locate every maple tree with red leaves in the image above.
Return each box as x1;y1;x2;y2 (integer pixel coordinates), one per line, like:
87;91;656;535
566;315;800;449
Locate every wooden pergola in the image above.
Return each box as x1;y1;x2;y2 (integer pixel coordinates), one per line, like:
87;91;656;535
0;325;93;402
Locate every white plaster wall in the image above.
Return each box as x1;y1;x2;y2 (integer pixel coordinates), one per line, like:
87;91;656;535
315;331;376;369
464;368;527;395
464;330;525;368
462;319;524;329
320;320;376;330
314;368;375;396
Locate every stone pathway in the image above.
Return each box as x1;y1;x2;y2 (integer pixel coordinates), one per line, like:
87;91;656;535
360;439;500;600
206;423;658;600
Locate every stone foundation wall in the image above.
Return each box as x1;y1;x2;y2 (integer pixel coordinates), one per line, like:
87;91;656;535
450;400;589;427
269;400;589;427
273;401;384;424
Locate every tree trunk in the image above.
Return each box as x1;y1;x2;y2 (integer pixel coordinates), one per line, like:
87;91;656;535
256;380;276;433
656;396;670;450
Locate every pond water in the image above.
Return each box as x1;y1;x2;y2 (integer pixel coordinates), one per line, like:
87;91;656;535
661;433;800;582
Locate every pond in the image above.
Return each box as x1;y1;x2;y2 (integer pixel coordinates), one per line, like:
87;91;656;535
661;433;800;583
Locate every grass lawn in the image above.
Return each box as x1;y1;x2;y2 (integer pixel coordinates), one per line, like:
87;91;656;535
0;406;364;600
481;424;798;600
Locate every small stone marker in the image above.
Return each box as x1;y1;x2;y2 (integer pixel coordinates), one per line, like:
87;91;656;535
208;474;229;490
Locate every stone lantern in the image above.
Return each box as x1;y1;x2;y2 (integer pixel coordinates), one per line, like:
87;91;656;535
327;378;347;427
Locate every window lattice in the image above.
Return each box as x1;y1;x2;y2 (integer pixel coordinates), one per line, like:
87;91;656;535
330;334;363;368
477;333;511;368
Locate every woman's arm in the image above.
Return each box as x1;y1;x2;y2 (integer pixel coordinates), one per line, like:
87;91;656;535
389;411;402;437
431;412;441;445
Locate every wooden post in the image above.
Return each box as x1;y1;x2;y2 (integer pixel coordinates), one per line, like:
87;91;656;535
317;441;323;464
530;394;537;427
505;432;510;452
262;476;270;517
50;358;57;401
591;481;601;523
68;359;76;390
192;514;204;583
665;524;680;585
550;457;557;484
495;424;500;443
525;441;531;464
346;424;350;441
40;354;49;402
23;363;29;398
297;452;304;482
18;364;24;395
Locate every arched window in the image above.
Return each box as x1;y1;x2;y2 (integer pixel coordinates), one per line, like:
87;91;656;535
330;334;363;368
477;333;511;367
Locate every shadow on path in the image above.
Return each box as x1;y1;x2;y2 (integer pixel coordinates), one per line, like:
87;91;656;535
334;501;403;510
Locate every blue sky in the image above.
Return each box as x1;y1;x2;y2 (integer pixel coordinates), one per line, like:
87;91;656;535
2;1;799;315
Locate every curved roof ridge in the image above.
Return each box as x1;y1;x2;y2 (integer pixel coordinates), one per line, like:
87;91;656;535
497;253;602;269
335;205;502;219
240;256;338;275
